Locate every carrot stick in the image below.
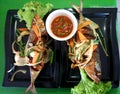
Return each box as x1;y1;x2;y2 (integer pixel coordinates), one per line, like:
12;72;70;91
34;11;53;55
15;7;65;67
32;25;40;38
77;30;87;41
77;20;91;30
18;28;28;32
69;38;74;47
93;45;98;51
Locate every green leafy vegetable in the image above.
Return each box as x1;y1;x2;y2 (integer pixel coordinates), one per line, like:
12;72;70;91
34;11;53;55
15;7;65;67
71;69;112;94
97;28;108;56
50;51;54;65
17;1;53;29
16;41;25;57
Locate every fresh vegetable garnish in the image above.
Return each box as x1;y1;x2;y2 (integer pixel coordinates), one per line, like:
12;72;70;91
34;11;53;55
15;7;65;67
17;1;53;29
16;29;29;56
71;69;112;94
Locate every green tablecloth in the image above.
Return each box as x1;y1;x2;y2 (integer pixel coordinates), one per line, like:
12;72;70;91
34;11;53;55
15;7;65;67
0;0;119;94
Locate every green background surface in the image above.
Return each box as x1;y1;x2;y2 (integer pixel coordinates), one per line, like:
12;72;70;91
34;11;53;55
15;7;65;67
0;0;119;94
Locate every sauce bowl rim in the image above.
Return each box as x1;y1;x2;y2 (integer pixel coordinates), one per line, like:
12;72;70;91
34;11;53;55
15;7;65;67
45;9;78;41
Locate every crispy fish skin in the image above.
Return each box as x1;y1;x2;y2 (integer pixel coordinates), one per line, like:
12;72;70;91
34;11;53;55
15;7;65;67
24;15;47;94
68;5;102;83
68;27;101;83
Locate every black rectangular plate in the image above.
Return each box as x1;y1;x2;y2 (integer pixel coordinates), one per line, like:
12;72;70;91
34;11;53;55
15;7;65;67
3;8;119;88
60;8;119;88
3;10;61;88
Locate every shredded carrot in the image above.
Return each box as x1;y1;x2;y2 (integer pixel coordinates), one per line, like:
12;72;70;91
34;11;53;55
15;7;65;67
69;38;74;47
18;28;28;32
93;45;98;51
77;30;87;41
77;20;91;30
32;25;40;38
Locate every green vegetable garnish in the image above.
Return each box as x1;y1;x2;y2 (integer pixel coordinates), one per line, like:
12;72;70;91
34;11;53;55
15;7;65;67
17;1;53;29
50;51;54;65
16;30;26;57
71;69;112;94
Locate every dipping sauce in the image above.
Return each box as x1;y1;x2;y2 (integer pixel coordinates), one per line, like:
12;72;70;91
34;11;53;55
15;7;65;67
51;16;73;38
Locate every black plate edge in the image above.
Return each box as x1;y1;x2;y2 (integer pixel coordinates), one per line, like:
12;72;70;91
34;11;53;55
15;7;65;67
3;10;16;87
108;8;120;88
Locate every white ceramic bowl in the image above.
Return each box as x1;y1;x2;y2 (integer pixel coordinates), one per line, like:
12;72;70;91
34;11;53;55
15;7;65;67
45;9;78;41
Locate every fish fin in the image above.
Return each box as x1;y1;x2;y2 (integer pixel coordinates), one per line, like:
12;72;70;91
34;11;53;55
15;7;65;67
25;82;37;94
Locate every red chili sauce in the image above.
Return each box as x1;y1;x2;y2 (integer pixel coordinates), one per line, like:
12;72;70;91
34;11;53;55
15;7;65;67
51;16;73;38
